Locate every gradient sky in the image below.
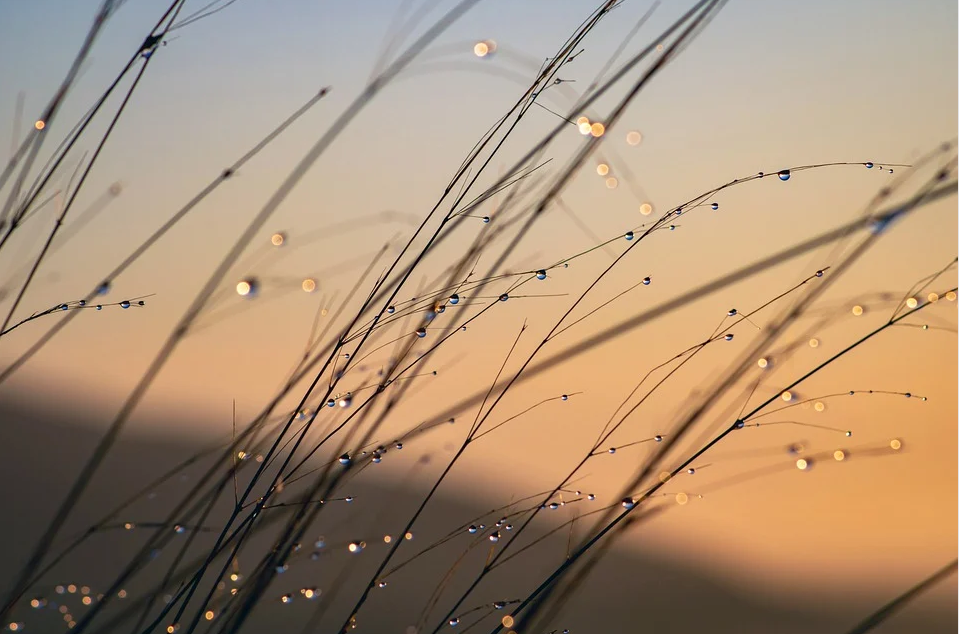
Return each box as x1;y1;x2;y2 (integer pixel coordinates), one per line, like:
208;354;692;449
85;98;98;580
0;0;956;628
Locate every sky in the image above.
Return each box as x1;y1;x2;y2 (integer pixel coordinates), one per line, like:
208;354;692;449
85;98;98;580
0;0;956;631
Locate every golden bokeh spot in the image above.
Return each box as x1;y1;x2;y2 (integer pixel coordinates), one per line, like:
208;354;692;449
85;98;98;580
271;232;286;246
596;163;609;176
404;532;413;540
576;116;590;126
502;616;514;628
781;391;793;402
383;535;392;543
473;42;489;57
757;357;768;368
82;597;92;606
35;120;45;130
68;584;77;593
167;626;176;633
236;281;252;296
796;458;809;470
626;130;642;146
578;121;592;135
639;202;653;215
605;177;618;189
927;292;939;302
814;401;825;412
945;291;957;301
851;305;863;316
675;492;689;505
205;611;215;621
590;122;605;137
905;297;918;308
890;438;902;450
302;278;317;293
808;338;819;348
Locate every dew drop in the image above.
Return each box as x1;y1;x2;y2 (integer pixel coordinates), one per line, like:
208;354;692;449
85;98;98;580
536;270;547;280
449;294;460;305
120;301;130;309
625;231;634;241
416;327;427;338
642;276;651;285
865;162;874;169
711;202;719;210
621;498;635;509
489;531;501;542
724;334;734;341
482;216;490;224
778;170;791;181
338;454;351;466
499;293;509;302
